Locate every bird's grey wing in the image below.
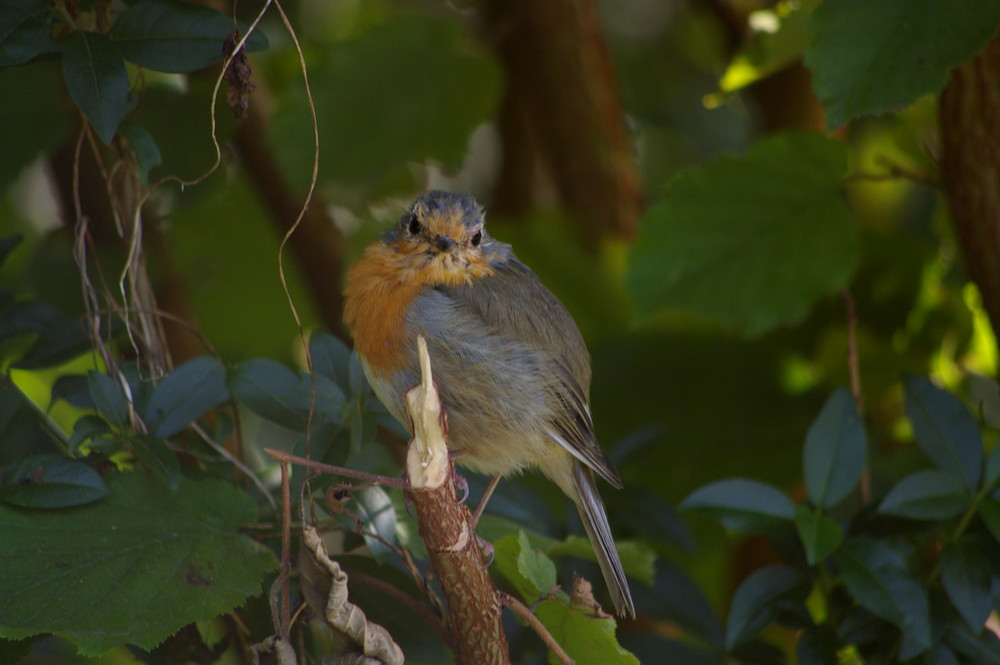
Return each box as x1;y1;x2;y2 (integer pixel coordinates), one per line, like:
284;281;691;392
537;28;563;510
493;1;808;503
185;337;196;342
435;254;621;488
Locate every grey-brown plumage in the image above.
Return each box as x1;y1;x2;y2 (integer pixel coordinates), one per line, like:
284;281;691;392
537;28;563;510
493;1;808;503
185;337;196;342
349;191;635;618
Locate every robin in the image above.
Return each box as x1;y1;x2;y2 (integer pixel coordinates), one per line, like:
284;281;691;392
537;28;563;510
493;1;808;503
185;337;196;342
344;190;635;618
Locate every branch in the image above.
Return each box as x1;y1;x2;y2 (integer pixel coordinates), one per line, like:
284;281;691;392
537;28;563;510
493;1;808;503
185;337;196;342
263;449;406;489
405;336;511;665
498;592;574;665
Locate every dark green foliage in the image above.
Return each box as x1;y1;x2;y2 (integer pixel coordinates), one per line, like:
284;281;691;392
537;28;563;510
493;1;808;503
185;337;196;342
682;381;1000;662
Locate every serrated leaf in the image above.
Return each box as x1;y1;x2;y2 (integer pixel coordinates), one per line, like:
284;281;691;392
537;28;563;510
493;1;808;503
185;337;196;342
144;356;228;438
87;371;129;429
517;530;557;596
0;455;107;508
680;478;795;533
109;0;268;73
804;0;1000;129
803;387;866;508
834;537;931;658
493;533;544;602
0;472;274;655
725;565;806;650
535;598;639;665
0;0;53;66
878;469;970;520
61;31;128;145
628;132;856;335
130;434;180;490
793;505;843;565
903;376;982;491
940;541;992;632
269;14;500;194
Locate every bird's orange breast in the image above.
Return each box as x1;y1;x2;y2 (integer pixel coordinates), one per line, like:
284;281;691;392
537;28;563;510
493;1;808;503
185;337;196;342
344;242;494;373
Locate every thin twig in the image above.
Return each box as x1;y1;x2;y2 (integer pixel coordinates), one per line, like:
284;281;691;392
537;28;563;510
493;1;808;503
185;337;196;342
346;568;451;645
189;422;278;512
841;288;869;503
264;448;407;488
498;591;574;665
271;0;322;462
279;461;292;639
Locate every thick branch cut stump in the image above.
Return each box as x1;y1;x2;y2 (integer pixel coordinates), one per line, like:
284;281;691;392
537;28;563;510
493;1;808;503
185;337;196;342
405;337;510;665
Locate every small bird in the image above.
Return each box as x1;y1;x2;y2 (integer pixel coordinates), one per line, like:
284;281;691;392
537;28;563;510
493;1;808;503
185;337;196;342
344;190;634;618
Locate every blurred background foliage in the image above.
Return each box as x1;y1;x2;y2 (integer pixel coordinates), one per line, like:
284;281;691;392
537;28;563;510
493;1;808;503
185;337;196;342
2;0;1000;663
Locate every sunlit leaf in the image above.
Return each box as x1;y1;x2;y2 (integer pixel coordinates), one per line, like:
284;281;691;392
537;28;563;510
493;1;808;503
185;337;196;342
0;471;275;655
628;132;856;335
805;0;1000;129
535;598;639;665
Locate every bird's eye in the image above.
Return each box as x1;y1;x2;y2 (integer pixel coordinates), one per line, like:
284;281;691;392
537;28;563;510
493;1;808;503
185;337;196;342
407;215;421;235
471;230;482;247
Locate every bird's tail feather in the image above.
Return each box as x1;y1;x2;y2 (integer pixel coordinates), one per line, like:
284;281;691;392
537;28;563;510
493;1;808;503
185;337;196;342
572;461;635;619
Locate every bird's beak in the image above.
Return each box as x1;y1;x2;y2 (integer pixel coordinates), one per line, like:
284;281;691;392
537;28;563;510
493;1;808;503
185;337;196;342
433;235;455;251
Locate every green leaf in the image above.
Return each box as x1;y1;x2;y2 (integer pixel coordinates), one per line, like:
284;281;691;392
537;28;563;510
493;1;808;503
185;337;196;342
13;310;117;370
270;14;500;194
878;469;970;520
493;532;547;603
534;599;639;665
230;358;309;430
945;620;1000;663
0;0;54;66
119;122;162;185
87;371;129;430
0;235;22;267
130;434;180;490
548;535;656;586
903;376;983;491
793;505;843;565
61;31;129;145
834;537;931;658
0;455;108;508
725;565;807;650
145;356;229;438
680;478;795;533
804;0;1000;129
109;0;268;73
518;530;558;596
940;541;992;633
0;387;44;466
0;471;275;655
984;442;1000;491
67;414;112;456
980;497;1000;543
803;387;866;508
628;132;856;335
309;331;352;392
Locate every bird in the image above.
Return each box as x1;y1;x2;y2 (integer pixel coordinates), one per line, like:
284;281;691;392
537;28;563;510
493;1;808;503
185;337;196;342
343;190;634;618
